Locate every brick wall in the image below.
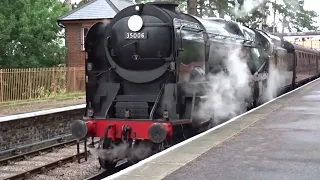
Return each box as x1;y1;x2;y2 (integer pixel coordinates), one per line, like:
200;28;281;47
63;19;112;67
62;19;111;91
65;23;85;67
0;108;85;158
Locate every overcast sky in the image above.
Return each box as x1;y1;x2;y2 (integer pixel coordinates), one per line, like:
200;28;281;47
304;0;320;25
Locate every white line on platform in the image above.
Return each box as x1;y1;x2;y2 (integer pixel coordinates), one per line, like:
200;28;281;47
0;104;86;123
103;78;320;180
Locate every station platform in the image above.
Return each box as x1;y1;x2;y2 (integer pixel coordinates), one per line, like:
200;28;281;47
0;95;85;117
106;77;320;180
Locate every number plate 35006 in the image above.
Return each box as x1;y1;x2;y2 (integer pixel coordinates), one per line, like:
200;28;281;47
124;32;147;39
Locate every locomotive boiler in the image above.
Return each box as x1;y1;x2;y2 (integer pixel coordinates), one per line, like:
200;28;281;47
70;1;320;170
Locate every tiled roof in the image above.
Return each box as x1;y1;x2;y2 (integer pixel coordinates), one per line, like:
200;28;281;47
109;0;133;11
58;0;134;21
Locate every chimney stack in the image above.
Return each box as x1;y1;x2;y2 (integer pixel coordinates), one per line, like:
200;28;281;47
65;0;72;10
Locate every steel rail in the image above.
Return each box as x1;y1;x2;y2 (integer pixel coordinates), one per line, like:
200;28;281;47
0;139;79;166
3;151;90;180
85;160;130;180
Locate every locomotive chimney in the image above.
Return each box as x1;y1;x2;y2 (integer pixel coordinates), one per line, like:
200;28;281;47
146;1;178;11
65;0;72;10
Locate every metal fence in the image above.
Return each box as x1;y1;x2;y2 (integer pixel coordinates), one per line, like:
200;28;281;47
293;40;320;50
0;67;85;103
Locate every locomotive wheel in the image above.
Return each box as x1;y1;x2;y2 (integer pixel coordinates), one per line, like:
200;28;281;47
98;138;117;171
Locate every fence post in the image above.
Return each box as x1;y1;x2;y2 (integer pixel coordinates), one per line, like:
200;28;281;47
0;69;3;103
28;68;32;99
73;67;76;92
52;67;56;94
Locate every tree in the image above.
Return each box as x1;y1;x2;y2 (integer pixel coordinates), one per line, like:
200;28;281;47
187;0;197;15
0;0;69;68
274;0;318;32
199;0;230;18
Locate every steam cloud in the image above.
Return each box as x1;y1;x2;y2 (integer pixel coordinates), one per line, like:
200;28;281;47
261;48;291;102
195;46;253;125
231;0;267;18
88;141;153;167
195;44;290;125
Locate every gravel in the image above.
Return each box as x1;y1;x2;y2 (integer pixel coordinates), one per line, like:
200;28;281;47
0;143;88;179
0;138;105;180
30;155;101;180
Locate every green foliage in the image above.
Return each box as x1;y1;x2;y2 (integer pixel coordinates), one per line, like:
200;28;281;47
274;0;318;32
0;0;69;69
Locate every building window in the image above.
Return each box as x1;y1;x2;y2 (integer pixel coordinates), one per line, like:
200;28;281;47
81;27;89;51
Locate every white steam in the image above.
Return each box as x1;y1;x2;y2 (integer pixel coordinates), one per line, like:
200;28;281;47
261;49;291;102
231;0;267;18
195;44;291;125
88;141;152;166
195;47;253;125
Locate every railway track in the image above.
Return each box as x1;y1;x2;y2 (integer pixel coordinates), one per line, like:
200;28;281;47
85;160;131;180
0;139;89;180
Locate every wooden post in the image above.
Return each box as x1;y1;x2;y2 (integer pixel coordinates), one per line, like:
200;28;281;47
0;69;4;103
51;68;56;94
73;67;76;92
28;68;32;99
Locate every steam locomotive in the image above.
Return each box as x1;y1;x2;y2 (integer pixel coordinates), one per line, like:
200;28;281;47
70;2;320;170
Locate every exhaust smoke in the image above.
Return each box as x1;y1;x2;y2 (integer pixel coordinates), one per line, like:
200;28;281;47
195;45;290;125
231;0;268;19
261;50;292;102
195;46;253;125
88;140;153;166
